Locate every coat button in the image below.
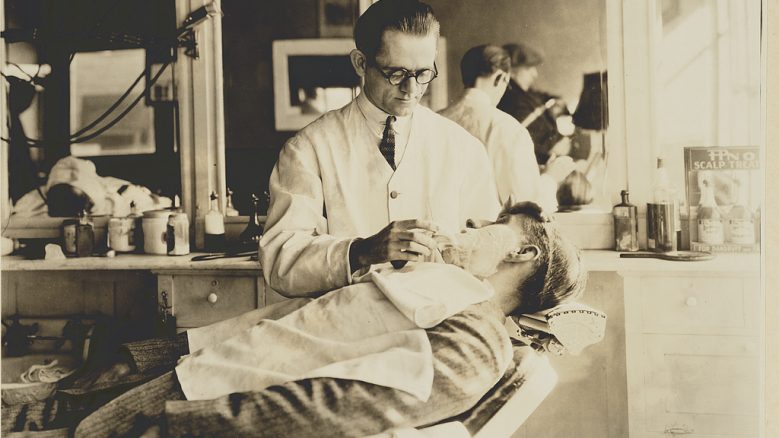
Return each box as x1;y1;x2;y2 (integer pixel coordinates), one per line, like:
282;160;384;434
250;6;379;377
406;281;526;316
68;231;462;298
390;190;399;199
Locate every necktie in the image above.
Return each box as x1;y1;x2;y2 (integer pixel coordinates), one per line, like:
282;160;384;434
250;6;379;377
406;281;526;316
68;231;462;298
379;115;397;170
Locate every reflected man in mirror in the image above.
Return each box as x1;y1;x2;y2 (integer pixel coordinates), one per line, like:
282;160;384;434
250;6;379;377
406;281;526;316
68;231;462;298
12;156;171;217
261;0;501;297
439;44;575;213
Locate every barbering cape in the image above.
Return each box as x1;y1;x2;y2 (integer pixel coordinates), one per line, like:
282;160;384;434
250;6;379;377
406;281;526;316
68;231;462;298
175;263;493;402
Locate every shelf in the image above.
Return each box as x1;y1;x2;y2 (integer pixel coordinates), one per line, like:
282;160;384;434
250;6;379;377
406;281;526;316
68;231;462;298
1;252;260;272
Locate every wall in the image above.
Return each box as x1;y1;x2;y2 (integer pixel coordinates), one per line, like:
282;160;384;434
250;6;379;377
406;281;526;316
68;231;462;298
427;0;607;108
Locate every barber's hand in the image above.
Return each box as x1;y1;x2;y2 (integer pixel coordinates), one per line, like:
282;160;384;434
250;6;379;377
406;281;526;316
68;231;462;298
349;219;439;272
542;155;576;183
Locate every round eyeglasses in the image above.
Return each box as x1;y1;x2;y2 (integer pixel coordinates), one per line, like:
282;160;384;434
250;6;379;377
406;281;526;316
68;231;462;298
373;62;438;86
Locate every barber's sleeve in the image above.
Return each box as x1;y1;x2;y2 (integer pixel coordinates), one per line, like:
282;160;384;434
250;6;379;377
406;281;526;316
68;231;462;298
487;122;541;206
163;303;512;438
260;136;353;297
460;137;501;222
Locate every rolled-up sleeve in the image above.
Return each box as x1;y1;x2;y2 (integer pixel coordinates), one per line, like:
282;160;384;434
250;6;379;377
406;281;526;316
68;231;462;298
164;303;512;438
260;135;353;297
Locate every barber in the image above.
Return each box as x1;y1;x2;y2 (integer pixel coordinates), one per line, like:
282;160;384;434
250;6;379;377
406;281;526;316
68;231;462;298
260;0;500;297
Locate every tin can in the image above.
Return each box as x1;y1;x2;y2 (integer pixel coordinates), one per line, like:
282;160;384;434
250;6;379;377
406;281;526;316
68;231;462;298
167;212;190;256
61;219;79;255
108;217;136;252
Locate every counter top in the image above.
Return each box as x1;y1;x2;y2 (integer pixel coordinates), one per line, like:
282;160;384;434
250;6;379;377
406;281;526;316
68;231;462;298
582;250;761;275
1;252;260;272
1;250;760;275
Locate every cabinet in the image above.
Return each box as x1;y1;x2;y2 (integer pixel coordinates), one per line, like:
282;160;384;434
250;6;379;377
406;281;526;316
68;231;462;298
154;268;285;330
623;272;761;438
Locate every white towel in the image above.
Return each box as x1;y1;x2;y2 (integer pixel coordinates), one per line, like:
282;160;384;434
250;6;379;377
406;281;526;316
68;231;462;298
370;263;494;328
176;263;492;402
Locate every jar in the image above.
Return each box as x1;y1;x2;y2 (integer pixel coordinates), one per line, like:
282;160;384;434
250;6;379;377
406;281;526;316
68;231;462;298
61;219;79;256
108;217;136;252
142;210;171;255
167;212;190;256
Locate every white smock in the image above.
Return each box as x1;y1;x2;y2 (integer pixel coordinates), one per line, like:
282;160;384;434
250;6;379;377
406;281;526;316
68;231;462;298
175;263;493;402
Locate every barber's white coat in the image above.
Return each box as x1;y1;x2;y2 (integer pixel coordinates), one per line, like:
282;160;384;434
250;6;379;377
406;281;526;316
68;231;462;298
260;93;501;296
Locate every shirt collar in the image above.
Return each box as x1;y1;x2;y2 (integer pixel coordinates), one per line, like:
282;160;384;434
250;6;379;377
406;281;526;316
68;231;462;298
356;91;413;136
462;88;494;108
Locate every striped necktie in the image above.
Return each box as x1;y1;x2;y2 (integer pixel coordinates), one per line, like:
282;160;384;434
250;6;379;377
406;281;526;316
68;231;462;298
379;115;397;170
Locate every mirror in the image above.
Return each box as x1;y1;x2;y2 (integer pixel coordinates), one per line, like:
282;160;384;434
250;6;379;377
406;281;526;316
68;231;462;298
220;0;607;215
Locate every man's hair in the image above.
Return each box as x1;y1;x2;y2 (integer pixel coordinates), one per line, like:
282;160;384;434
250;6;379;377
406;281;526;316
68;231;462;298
353;0;440;61
502;203;587;315
460;45;510;88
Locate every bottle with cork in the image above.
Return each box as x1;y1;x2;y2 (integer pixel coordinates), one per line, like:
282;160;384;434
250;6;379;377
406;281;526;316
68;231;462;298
204;191;226;252
613;190;639;252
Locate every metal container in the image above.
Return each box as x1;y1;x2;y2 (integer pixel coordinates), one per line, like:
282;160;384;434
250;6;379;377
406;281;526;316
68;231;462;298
167;212;190;256
647;202;677;252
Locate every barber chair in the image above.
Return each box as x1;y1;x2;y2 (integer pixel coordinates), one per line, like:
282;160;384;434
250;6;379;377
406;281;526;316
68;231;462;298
375;303;606;438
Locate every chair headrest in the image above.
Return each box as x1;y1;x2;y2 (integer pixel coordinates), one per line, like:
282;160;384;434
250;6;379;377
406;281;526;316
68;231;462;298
508;302;607;355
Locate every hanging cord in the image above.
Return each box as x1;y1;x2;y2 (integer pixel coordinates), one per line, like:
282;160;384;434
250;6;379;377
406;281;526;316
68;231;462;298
70;62;169;144
1;62;169;145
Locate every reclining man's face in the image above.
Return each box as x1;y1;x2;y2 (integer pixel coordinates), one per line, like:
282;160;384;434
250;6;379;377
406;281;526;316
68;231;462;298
435;220;521;279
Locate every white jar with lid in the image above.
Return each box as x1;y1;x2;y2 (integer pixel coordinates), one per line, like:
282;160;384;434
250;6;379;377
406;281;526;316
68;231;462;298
142;210;171;255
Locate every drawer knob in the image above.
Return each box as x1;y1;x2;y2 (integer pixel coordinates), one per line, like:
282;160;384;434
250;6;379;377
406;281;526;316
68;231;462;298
685;297;698;307
207;292;218;304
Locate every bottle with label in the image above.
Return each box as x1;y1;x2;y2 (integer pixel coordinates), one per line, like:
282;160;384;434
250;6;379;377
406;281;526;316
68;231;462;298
652;157;681;247
697;180;724;244
75;210;95;257
613;190;639;252
225;187;239;217
204;191;226;252
726;180;754;244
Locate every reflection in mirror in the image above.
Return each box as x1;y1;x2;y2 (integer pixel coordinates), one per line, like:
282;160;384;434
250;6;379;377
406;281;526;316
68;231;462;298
427;0;608;212
288;54;359;116
69;49;156;157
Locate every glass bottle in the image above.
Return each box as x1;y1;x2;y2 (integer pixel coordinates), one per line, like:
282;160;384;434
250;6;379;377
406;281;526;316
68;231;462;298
225;187;240;217
204;191;226;252
613;190;639;252
75;209;95;257
727;179;754;244
239;194;264;246
697;180;724;245
128;201;143;252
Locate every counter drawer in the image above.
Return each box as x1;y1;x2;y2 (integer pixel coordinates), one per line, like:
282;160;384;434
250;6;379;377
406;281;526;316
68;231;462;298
158;273;261;328
636;275;758;335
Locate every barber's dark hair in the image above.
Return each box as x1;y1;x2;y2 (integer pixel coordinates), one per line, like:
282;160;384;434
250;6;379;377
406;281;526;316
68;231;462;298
501;202;587;315
354;0;440;61
460;45;510;88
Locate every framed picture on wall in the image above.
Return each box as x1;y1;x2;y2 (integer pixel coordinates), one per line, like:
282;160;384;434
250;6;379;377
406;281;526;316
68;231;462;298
318;0;359;37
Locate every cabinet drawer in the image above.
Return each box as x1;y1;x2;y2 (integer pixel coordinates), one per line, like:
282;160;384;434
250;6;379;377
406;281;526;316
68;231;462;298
162;274;260;328
638;275;758;335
